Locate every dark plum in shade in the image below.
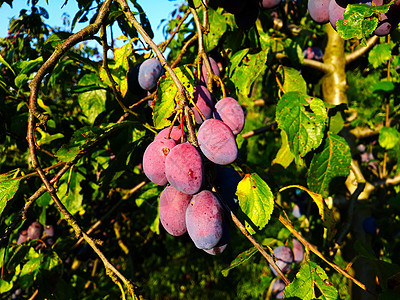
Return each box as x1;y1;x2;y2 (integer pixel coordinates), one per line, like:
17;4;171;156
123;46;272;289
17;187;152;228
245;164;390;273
292;239;304;263
138;58;164;91
17;230;28;244
155;126;186;144
198;119;238;165
192;85;214;124
271;278;285;299
363;216;378;235
186;190;224;250
201;57;221;84
234;1;259;30
27;221;43;240
159;185;192;236
214;166;242;212
308;0;330;24
220;0;246;14
142;139;176;185
269;246;294;276
214;97;245;135
165;142;203;195
258;0;281;9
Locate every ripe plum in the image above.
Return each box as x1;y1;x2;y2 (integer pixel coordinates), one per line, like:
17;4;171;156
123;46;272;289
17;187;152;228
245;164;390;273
143;139;176;185
186;190;224;249
214;97;245;135
27;221;43;240
138;58;164;91
214;166;241;212
165;142;203;194
271;278;286;299
159;185;192;236
258;0;281;9
292;239;304;262
192;85;214;124
270;246;294;276
198;119;238;165
308;0;330;23
155;126;186;144
201;57;221;84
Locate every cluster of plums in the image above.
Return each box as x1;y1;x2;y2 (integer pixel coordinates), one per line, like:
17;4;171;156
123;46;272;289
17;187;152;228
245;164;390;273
141;57;245;254
308;0;400;36
17;221;55;247
269;239;304;298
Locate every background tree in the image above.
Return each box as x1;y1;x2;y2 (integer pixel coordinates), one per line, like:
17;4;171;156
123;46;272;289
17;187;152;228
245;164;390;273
0;0;399;299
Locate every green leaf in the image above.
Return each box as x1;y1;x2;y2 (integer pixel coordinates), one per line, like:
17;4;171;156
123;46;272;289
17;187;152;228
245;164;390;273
337;3;390;42
35;128;64;146
204;7;228;52
55;121;135;163
276;92;327;164
307;132;351;198
14;73;28;89
272;131;294;168
58;169;85;215
228;49;249;77
230;49;269;96
221;247;257;277
20;256;42;289
77;73;107;125
379;127;400;150
284;261;339;300
368;44;393;69
0;279;13;293
0;169;21;218
236;173;274;235
0;54;15;76
153;66;194;129
280;66;307;94
99;42;133;97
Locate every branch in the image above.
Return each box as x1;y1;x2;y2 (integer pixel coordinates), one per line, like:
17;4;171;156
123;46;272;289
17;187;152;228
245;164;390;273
189;5;214;92
159;10;191;53
26;0;138;297
115;0;197;145
278;215;377;297
302;58;334;74
345;35;379;65
100;24;137;117
241;122;278;139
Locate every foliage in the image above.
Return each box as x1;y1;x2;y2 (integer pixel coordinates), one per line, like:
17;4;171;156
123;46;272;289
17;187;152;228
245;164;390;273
0;0;400;299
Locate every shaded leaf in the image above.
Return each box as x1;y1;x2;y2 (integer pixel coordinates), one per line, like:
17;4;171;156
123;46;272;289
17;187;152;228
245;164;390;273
204;7;228;52
368;44;393;69
0;169;21;218
307;132;351;198
280;66;307;94
55;121;135;163
221;247;257;277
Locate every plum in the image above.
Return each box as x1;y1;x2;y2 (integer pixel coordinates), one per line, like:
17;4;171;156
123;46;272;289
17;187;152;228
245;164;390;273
142;139;176;185
159;185;192;236
192;85;214;124
27;221;43;240
155;126;186;144
138;58;165;91
270;246;294;276
198;119;238;165
165;142;203;194
213;97;245;135
308;0;331;24
186;190;224;249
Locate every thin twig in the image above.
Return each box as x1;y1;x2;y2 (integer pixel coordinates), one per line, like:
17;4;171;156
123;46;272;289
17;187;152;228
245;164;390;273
241;122;278;139
160;10;191;53
171;33;198;68
100;24;137;117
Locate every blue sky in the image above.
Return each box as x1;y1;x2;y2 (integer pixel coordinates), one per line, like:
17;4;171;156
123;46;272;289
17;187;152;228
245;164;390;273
0;0;182;44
